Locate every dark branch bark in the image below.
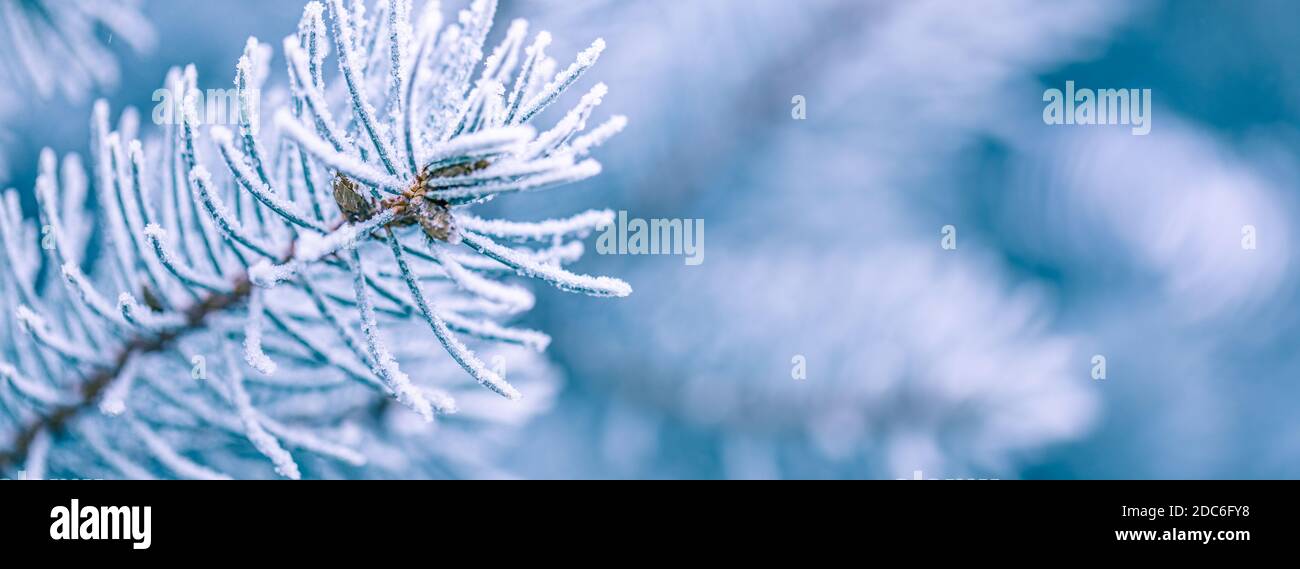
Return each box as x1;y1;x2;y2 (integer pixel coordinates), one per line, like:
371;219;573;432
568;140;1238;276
0;277;252;471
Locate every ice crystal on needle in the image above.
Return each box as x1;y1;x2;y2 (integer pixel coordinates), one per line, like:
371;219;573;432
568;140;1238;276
0;0;628;479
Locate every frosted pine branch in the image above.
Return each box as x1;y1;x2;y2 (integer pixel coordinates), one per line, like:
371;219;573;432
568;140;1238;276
0;0;155;101
0;0;627;479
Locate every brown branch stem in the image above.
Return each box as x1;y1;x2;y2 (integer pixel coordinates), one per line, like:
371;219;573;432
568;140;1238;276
0;276;252;471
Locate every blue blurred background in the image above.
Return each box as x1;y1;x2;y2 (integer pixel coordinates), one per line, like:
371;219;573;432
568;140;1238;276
3;0;1299;479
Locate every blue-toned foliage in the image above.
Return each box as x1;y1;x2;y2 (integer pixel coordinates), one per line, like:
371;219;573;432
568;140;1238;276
0;0;627;479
